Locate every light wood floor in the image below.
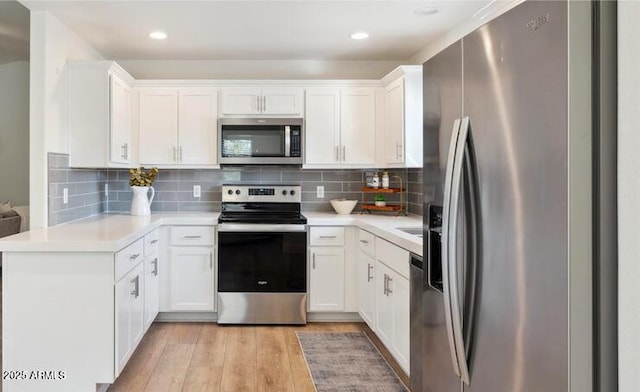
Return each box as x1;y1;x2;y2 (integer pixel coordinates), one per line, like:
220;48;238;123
108;322;409;392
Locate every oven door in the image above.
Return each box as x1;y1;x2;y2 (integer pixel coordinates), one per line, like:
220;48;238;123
217;224;307;324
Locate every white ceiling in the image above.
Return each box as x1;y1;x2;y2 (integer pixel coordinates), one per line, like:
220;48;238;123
22;1;492;62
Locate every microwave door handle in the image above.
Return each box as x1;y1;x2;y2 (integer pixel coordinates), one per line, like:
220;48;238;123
285;126;291;157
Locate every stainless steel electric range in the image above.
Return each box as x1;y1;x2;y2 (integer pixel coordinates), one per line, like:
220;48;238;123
217;184;307;324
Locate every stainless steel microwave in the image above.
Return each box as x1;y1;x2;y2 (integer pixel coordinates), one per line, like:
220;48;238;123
218;118;303;165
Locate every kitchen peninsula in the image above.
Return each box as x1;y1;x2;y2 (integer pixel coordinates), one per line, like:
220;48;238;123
0;212;421;391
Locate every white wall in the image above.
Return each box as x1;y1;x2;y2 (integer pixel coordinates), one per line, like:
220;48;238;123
117;59;403;80
0;60;29;206
618;2;640;391
29;11;103;228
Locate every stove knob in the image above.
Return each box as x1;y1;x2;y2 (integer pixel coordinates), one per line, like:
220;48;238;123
290;190;296;196
227;189;233;195
235;189;241;195
282;190;287;196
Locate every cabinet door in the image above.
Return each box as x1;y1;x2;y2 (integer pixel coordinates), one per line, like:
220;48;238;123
221;88;261;115
110;74;132;164
115;262;144;376
144;254;160;330
391;271;410;372
340;88;376;165
305;89;341;165
309;247;345;311
169;247;215;311
384;78;405;165
129;263;145;350
178;88;218;164
114;272;132;375
139;88;179;164
358;250;376;329
262;88;303;115
375;262;394;348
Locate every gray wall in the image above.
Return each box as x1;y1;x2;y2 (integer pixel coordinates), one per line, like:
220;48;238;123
0;61;29;206
48;153;424;226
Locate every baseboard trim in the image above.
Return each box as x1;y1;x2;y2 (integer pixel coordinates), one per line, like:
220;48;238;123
307;312;363;322
154;311;363;323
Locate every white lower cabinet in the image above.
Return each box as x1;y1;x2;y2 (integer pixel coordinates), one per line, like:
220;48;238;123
115;262;144;375
356;229;411;375
169;246;215;311
309;247;345;311
143;252;160;330
357;250;376;328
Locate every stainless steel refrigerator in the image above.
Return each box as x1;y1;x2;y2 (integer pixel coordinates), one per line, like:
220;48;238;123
419;1;617;391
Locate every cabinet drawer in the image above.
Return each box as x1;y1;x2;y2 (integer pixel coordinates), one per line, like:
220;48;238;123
115;238;144;280
358;229;375;257
309;227;345;246
375;237;410;279
144;229;160;255
170;226;215;246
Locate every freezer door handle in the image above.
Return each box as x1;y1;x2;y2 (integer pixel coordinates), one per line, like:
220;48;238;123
448;116;475;385
442;118;462;378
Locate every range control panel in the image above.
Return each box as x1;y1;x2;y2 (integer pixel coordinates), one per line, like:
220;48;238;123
221;185;301;203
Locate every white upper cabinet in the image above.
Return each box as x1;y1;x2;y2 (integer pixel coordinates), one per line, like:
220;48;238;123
304;87;377;168
380;65;423;168
68;61;135;168
304;88;341;165
138;88;179;164
138;87;218;166
221;87;303;116
340;88;376;165
178;88;218;165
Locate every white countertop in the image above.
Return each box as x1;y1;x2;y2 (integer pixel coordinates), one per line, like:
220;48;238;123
304;212;423;255
0;211;423;256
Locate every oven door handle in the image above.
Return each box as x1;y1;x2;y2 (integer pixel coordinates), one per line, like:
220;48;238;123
218;223;307;232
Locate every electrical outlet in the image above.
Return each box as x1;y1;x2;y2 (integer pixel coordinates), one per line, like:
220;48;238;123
104;183;109;197
317;186;324;198
193;185;201;198
63;188;68;204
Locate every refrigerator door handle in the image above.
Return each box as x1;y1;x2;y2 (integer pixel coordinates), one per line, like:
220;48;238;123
449;116;473;385
442;117;463;377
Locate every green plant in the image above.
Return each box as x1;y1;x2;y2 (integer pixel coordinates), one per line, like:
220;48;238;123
374;194;386;202
129;167;159;187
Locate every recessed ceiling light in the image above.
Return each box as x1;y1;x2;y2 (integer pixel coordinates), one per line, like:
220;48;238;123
413;7;439;16
149;31;168;40
350;32;369;40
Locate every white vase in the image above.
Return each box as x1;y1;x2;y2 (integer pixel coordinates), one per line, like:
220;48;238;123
130;186;155;216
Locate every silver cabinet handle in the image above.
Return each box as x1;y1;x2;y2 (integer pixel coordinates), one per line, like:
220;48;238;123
312;253;316;269
183;235;202;239
150;239;159;244
342;146;346;161
359;239;369;244
396;142;400;159
397;142;402;158
387;275;393;295
256;96;260;112
124;143;129;160
383;274;388;295
130;253;140;260
367;263;373;282
335;146;340;162
319;235;336;239
262;96;266;112
179;146;183;162
131;275;140;298
209;252;213;270
121;144;127;160
152;258;159;276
